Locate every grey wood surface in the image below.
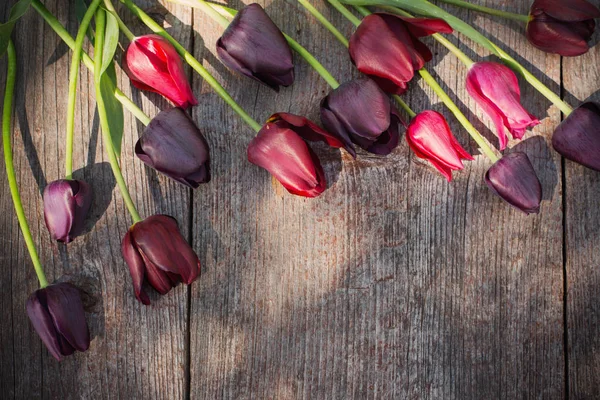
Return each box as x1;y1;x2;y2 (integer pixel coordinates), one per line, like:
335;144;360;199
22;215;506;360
0;0;597;398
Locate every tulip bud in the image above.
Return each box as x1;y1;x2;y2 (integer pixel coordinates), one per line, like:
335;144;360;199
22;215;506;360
26;283;90;361
349;13;452;94
136;107;210;188
485;152;542;214
43;179;92;243
247;113;339;197
320;78;404;155
406;110;474;181
123;34;197;108
527;0;600;57
122;215;200;305
552;102;600;171
217;3;294;91
466;62;539;150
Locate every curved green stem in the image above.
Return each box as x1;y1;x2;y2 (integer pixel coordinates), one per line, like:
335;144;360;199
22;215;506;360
121;0;262;132
194;0;230;29
65;0;103;180
418;69;498;162
3;41;49;288
103;0;136;41
31;0;151;126
94;9;142;223
298;0;349;47
435;0;530;23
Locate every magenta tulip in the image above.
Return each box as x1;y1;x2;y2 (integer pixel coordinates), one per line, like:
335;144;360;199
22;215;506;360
466;62;539;150
43;179;92;243
552;102;600;171
349;13;452;94
406;110;473;181
123;34;197;108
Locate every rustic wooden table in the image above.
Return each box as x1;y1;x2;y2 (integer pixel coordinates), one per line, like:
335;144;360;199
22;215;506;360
1;0;599;398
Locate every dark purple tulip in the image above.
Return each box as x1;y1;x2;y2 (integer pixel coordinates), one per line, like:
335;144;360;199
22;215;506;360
26;283;90;361
136;107;210;188
485;152;542;214
552;102;600;171
122;215;200;305
217;3;294;91
320;78;403;155
43;179;92;243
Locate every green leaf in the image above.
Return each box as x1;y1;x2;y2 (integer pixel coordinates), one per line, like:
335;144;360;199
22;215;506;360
99;63;124;157
340;0;500;56
74;0;95;42
0;0;32;57
101;10;119;76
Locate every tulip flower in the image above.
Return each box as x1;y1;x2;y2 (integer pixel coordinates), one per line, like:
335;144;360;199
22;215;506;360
320;78;403;155
406;110;473;181
348;13;452;94
552;102;600;171
247;113;347;197
26;283;90;361
122;215;200;305
123;34;198;108
527;0;600;57
43;179;92;243
136;107;210;188
466;62;539;150
217;3;294;91
485;152;542;214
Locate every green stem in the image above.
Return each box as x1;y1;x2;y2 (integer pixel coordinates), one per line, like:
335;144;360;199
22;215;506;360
194;0;231;29
94;9;142;223
31;0;151;126
103;0;136;41
418;68;498;162
328;0;362;26
121;0;262;132
436;0;530;23
3;41;49;288
298;0;349;47
65;0;103;180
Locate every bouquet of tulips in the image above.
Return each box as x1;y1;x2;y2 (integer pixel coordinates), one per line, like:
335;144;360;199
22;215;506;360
1;0;598;361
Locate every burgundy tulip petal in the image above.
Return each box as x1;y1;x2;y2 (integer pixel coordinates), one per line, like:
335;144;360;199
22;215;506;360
43;179;92;243
365;111;402;155
121;230;151;305
527;17;595;57
485;152;542;214
44;283;90;352
248;121;327;197
552;102;600;171
26;291;65;361
398;16;454;37
136;108;210;188
216;3;294;91
139;254;177;295
532;0;600;21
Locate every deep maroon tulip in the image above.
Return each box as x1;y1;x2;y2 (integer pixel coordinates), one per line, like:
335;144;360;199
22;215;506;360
26;283;90;361
527;0;600;57
320;78;404;155
217;3;294;91
552;102;600;171
406;110;474;181
349;13;452;94
466;62;540;150
123;34;197;108
247;113;343;197
122;215;200;305
43;179;92;243
485;152;542;214
136;107;210;188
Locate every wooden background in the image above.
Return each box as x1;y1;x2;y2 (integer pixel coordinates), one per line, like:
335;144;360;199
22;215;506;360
0;0;598;398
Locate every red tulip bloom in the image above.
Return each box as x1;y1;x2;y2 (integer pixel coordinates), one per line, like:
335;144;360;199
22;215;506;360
527;0;600;57
466;62;539;150
406;111;473;181
123;34;197;108
349;13;452;94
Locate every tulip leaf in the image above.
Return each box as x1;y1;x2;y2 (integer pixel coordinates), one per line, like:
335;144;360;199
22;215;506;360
75;0;95;42
0;0;32;57
101;10;119;76
99;63;124;157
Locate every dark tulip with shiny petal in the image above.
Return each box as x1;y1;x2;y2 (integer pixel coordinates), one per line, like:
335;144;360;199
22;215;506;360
122;215;200;305
349;13;452;94
527;0;600;57
320;78;404;155
552;101;600;171
26;283;90;361
43;179;92;243
485;152;542;214
136;107;210;188
217;3;294;91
